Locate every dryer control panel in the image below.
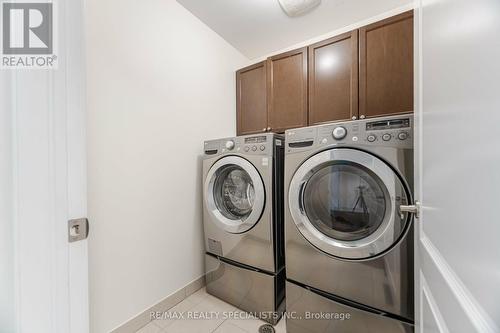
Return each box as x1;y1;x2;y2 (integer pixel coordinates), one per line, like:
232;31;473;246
204;133;283;157
286;115;413;153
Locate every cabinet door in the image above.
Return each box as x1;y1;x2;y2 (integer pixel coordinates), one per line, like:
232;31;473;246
309;30;358;125
267;48;308;133
236;61;268;135
359;11;414;118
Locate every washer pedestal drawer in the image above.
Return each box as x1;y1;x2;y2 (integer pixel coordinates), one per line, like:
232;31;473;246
205;253;285;325
286;281;414;333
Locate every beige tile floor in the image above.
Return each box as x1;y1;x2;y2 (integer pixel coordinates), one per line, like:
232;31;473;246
136;287;286;333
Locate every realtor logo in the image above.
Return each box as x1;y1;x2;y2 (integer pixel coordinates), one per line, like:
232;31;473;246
1;1;57;68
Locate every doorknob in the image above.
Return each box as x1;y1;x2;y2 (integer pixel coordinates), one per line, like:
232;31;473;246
68;218;89;242
400;201;420;218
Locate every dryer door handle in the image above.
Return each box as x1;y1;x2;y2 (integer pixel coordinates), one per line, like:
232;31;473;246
400;201;420;218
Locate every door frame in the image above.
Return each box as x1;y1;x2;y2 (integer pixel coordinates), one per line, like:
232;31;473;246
6;0;89;331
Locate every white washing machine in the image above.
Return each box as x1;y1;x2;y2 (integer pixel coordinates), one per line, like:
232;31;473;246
202;133;285;324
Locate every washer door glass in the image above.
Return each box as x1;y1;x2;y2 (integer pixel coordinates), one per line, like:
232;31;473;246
214;165;255;220
303;163;386;242
289;148;410;259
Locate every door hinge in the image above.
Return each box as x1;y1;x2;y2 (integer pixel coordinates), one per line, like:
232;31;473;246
400;201;421;218
68;218;89;243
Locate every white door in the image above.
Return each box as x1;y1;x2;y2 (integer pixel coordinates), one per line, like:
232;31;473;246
414;0;500;332
0;0;89;332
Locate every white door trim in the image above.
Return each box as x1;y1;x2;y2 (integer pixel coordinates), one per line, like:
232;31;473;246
419;235;497;333
6;0;88;331
65;0;89;331
420;273;450;333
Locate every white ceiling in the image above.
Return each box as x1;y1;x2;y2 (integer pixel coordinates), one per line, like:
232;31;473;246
176;0;413;59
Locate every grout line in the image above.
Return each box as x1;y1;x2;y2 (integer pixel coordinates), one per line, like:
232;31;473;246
139;287;277;333
210;318;227;333
114;275;206;332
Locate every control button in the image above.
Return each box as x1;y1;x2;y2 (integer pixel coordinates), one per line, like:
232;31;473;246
352;136;358;142
251;146;257;151
321;138;328;144
244;146;250;152
332;126;347;140
260;145;265;151
367;134;376;142
398;132;408;140
382;133;392;141
225;140;235;150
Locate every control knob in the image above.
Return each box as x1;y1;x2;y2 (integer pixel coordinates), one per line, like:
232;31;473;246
398;132;408;140
225;140;235;150
382;133;392;141
367;134;376;142
332;126;347;140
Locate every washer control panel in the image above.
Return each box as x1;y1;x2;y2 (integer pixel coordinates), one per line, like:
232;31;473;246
365;117;411;145
204;133;282;156
285;115;413;152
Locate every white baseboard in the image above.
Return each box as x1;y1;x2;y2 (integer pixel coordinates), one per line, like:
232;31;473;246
110;275;206;333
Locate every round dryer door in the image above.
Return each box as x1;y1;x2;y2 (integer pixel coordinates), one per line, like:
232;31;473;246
204;156;265;234
289;148;411;260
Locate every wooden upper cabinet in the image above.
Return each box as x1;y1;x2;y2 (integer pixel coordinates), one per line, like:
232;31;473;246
359;11;414;119
267;47;308;133
236;61;268;135
308;30;358;125
235;11;414;133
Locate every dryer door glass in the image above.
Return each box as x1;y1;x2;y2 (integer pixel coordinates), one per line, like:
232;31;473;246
204;155;266;234
303;163;386;241
214;165;255;220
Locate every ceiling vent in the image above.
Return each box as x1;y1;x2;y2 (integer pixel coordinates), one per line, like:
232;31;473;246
278;0;321;17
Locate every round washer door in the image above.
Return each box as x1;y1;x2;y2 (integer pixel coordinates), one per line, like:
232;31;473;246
204;156;265;234
289;148;410;260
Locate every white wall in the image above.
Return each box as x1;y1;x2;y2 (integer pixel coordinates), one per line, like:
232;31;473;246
85;0;248;332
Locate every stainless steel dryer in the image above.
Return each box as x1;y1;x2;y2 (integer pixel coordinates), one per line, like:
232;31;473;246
202;133;285;324
284;115;415;332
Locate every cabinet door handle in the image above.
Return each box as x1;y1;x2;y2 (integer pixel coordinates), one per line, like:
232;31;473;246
262;128;267;132
267;127;271;131
352;116;357;120
360;115;366;119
